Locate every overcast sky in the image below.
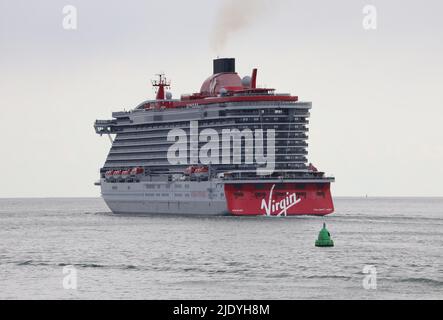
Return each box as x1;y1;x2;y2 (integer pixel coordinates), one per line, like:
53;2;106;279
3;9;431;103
1;0;442;197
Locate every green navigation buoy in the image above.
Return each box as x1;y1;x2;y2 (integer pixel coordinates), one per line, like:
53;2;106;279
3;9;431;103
315;223;334;247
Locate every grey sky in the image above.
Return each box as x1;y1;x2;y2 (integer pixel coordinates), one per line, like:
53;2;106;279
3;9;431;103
1;0;442;197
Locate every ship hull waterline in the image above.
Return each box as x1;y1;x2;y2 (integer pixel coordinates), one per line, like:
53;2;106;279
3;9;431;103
100;180;334;216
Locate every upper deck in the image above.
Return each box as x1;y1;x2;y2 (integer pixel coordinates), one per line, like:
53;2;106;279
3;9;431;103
95;57;303;134
94;58;328;180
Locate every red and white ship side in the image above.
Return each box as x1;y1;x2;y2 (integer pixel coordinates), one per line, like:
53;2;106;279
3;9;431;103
224;180;334;216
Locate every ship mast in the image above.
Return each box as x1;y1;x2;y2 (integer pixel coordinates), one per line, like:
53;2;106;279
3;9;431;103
151;73;170;100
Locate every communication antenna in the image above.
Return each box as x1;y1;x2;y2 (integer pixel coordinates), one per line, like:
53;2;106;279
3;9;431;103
151;73;171;100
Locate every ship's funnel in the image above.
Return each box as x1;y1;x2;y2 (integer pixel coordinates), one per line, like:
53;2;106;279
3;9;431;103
213;58;235;74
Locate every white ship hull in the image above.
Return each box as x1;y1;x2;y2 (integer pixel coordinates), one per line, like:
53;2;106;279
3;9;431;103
101;179;228;215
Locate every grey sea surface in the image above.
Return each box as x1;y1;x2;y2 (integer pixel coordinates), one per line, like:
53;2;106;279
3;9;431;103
0;197;442;300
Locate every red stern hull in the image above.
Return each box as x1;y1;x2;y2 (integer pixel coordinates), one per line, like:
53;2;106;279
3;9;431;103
224;183;334;216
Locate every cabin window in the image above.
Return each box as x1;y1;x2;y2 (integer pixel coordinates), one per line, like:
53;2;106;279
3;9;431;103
296;192;306;199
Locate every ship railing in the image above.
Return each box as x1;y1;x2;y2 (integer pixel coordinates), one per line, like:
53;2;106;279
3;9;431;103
95;119;117;125
221;174;332;182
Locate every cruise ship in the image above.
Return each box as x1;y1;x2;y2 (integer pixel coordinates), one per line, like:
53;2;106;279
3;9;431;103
94;58;334;216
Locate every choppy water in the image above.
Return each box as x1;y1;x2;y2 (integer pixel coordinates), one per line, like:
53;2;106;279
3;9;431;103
0;197;442;299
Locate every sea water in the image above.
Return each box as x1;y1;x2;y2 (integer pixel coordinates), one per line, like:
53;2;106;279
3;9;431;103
0;197;441;299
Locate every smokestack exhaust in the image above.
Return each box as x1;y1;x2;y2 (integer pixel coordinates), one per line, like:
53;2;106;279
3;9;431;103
213;58;236;74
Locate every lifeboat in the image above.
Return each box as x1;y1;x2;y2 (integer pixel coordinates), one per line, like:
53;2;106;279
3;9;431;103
105;170;113;180
194;166;209;178
184;166;197;175
130;167;144;176
121;170;130;179
113;170;122;179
